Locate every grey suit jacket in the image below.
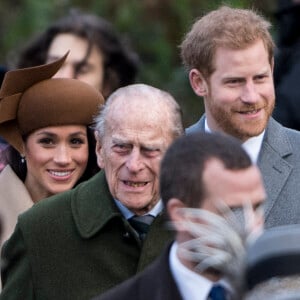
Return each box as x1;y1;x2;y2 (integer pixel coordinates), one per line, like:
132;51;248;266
187;116;300;228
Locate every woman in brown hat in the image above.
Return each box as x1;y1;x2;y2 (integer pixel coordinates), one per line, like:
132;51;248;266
0;54;104;251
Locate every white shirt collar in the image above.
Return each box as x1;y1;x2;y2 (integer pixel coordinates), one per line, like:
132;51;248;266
114;198;163;219
169;242;214;300
242;132;265;164
170;242;234;300
204;118;265;164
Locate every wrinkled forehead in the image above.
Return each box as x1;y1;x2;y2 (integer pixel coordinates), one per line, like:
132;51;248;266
109;94;171;125
104;95;174;143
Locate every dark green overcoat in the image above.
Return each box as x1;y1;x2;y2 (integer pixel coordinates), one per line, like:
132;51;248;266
0;171;173;300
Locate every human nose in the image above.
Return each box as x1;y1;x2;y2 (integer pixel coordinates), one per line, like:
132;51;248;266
53;145;72;165
241;81;260;104
125;149;144;173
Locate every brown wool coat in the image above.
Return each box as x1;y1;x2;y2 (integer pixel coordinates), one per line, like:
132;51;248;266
0;171;174;300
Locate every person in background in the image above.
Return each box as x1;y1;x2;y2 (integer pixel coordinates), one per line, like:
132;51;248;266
0;83;184;300
92;132;266;300
181;5;300;228
243;224;300;300
272;0;300;130
0;53;104;260
15;8;139;99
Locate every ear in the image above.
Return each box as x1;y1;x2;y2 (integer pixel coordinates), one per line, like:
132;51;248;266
189;68;209;97
167;198;186;231
20;141;26;157
94;131;105;169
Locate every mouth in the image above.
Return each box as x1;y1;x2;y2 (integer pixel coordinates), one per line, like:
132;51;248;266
48;170;74;178
239;108;261;115
123;180;149;188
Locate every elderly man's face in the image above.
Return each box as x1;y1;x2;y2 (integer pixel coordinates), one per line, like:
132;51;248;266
96;97;175;215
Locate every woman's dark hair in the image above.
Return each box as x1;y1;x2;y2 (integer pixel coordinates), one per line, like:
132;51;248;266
5;126;99;185
76;126;99;184
15;8;139;98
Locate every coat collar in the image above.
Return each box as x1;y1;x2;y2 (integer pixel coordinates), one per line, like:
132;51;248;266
188;115;293;158
71;170;123;239
261;117;293;158
0;165;33;246
258;118;293;218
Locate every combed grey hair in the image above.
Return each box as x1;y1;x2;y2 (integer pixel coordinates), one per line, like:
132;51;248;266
94;83;184;141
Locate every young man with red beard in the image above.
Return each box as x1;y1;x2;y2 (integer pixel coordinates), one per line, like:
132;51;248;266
181;5;300;229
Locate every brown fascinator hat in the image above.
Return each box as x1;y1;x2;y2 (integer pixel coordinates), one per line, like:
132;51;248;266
0;52;104;153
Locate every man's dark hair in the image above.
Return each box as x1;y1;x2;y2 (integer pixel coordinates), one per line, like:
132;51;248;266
160;132;252;208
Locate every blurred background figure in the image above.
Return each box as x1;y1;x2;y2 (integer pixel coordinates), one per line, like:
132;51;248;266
15;8;139;99
272;0;300;130
243;224;300;299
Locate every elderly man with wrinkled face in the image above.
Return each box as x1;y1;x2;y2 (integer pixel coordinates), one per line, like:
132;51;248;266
92;132;266;300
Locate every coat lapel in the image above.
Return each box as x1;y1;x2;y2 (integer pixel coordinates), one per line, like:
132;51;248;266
71;170;122;239
258;118;293;219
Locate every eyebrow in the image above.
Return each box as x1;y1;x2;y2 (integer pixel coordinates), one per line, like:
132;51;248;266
111;137;161;149
35;131;87;137
222;68;271;79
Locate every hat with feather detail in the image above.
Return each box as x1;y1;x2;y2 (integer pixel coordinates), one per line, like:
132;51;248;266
0;52;104;154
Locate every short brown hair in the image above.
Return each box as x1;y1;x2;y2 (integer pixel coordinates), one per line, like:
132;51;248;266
180;6;275;78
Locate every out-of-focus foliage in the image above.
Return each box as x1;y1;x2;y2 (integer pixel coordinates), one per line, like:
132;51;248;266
0;0;277;127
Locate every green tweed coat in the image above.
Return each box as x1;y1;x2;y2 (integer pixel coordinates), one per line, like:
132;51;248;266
0;171;174;300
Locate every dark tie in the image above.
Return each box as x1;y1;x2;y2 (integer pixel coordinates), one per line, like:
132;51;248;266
128;214;154;240
208;284;227;300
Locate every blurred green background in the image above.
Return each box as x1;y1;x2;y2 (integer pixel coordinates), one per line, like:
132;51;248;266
0;0;277;127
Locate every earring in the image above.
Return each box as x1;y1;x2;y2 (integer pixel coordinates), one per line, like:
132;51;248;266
21;155;26;164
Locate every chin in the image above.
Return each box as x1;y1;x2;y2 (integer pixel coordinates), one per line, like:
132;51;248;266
48;185;73;196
